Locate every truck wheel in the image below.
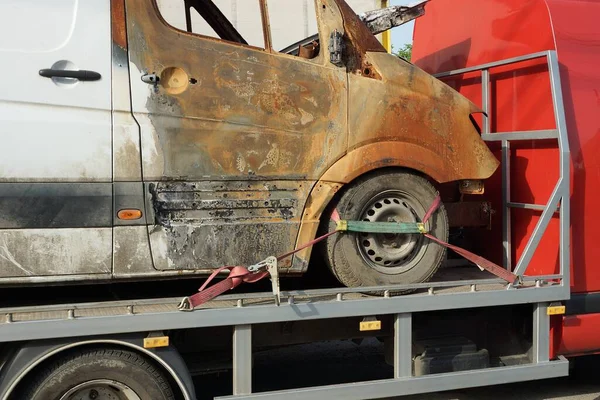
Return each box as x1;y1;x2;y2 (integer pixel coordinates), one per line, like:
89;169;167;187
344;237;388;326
324;171;448;289
22;347;175;400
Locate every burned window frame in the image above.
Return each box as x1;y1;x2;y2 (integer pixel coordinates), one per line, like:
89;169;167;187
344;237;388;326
152;0;324;60
263;0;323;61
153;0;272;50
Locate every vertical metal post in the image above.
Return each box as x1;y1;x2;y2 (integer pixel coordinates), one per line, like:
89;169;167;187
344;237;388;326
532;303;550;364
502;139;512;270
481;69;490;135
482;68;513;271
547;50;571;290
394;313;412;378
559;185;570;289
233;324;252;395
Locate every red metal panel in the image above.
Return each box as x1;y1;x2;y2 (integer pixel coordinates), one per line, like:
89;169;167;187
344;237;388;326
556;313;600;357
544;0;600;293
412;0;555;73
413;0;600;356
414;0;600;294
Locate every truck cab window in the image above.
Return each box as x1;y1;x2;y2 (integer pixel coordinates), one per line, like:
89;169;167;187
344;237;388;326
268;0;320;59
156;0;265;49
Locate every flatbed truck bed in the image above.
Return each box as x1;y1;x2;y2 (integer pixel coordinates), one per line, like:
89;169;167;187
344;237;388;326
0;49;571;400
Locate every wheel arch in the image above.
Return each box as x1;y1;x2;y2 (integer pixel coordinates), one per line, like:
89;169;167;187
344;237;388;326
319;141;459;185
291;144;447;274
0;335;195;400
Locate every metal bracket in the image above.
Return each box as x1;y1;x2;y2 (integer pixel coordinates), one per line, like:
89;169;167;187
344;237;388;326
266;257;280;306
247;256;280;306
328;29;345;67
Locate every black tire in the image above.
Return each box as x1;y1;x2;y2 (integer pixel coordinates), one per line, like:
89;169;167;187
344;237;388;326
324;171;449;288
21;347;175;400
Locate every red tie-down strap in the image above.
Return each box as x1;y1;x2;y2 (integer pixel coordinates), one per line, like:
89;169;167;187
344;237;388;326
179;266;269;310
421;195;519;285
180;194;519;310
179;230;341;310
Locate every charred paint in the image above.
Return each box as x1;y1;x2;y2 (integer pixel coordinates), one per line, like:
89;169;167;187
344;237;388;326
333;0;386;77
126;0;347;180
122;0;498;276
124;0;350;272
146;180;311;270
340;52;499;183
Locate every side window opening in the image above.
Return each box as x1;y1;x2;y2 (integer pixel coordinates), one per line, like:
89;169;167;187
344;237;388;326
267;0;320;59
156;0;265;49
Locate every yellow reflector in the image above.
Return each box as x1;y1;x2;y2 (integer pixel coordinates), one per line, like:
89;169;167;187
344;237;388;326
360;320;381;332
118;209;143;220
144;336;169;349
547;305;566;315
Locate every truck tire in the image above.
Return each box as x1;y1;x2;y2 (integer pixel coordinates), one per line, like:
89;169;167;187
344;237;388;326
324;171;448;289
21;347;175;400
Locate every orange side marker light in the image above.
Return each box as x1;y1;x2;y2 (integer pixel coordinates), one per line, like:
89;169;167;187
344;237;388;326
117;209;143;220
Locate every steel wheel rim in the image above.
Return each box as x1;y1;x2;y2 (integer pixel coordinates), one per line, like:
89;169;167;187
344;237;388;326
356;190;428;274
59;379;141;400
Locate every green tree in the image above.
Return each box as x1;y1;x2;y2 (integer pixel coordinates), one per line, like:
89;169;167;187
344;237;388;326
392;43;413;61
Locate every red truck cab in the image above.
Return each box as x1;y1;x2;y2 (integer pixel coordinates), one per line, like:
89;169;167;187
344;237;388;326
413;0;600;358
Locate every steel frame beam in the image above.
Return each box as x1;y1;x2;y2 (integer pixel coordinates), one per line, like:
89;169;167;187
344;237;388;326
533;304;550;364
394;313;412;379
0;284;568;343
233;325;253;395
217;358;568;399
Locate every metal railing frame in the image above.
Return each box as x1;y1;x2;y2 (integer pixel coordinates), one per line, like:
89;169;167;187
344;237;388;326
435;50;571;289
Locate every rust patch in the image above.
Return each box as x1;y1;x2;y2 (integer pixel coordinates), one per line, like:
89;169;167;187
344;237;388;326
123;0;499;276
293;181;342;272
340;52;499;183
126;0;347;180
333;0;385;78
111;0;127;50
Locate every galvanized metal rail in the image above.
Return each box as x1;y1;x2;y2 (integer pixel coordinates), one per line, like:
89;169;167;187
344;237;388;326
0;272;564;342
435;50;570;284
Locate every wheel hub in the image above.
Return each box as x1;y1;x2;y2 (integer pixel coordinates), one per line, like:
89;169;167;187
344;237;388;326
357;191;425;272
59;380;141;400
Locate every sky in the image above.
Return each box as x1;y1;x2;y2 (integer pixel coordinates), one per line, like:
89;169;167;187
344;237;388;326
390;0;416;48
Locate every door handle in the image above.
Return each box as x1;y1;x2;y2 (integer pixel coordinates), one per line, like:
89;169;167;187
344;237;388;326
39;69;101;81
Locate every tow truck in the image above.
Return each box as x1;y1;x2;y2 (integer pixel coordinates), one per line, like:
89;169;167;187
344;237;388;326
0;0;594;399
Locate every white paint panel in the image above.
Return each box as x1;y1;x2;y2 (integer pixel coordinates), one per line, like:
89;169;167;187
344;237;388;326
0;228;112;277
0;102;111;181
113;226;154;275
0;0;112;181
0;0;77;52
147;226;173;270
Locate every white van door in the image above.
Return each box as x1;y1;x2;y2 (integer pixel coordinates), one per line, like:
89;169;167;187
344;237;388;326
0;0;113;280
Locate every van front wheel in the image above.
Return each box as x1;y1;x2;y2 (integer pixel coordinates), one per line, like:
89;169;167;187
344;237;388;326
324;171;449;289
